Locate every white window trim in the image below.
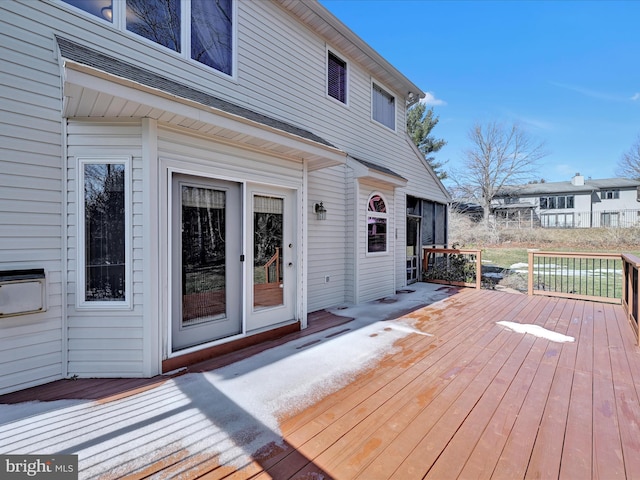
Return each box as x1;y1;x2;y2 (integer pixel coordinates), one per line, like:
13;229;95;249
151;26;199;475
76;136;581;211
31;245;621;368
77;156;132;310
326;47;349;107
366;192;390;255
371;79;397;132
55;0;238;80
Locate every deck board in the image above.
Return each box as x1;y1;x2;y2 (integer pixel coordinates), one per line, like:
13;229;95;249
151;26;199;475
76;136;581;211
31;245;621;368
2;288;640;479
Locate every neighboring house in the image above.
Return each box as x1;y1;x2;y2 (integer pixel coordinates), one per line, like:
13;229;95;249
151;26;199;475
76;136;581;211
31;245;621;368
0;0;450;394
493;173;640;228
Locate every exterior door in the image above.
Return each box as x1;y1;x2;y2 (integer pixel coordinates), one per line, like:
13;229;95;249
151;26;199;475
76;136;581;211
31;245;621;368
407;216;420;283
171;174;242;351
248;185;296;330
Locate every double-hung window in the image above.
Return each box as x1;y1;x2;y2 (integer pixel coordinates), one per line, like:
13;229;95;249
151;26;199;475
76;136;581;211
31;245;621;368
78;157;131;308
60;0;234;76
372;82;396;130
327;51;347;104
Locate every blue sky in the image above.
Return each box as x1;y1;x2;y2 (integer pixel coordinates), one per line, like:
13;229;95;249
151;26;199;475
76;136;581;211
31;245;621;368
320;0;640;184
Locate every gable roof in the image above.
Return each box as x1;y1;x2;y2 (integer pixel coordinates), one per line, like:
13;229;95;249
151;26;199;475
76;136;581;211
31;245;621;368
274;0;423;104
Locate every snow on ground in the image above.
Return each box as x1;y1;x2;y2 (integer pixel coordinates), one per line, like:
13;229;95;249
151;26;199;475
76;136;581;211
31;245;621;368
0;283;451;479
497;320;575;343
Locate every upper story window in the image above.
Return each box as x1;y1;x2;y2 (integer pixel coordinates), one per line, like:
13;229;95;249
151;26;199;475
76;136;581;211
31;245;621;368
60;0;233;76
601;189;620;200
367;193;388;254
327;51;347;104
127;0;181;52
372;82;395;130
539;195;574;209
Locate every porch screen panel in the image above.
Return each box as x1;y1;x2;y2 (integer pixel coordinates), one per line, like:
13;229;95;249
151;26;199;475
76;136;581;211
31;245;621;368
435;202;447;245
181;186;226;324
421;200;447;246
421;200;435;246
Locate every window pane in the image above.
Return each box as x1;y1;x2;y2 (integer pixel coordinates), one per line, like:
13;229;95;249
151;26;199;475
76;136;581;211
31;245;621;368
181;186;226;323
61;0;113;21
372;83;395;130
84;163;126;301
127;0;181;52
368;217;387;252
192;0;233;74
548;196;556;209
557;196;565;209
328;52;347;103
368;195;386;213
254;196;284;308
540;197;547;209
567;196;574;208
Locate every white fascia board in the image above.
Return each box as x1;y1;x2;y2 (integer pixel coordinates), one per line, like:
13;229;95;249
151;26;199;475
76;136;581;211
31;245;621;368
346;157;407;189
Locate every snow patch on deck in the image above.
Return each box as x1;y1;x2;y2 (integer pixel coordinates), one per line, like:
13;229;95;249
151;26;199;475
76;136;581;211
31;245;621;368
0;283;449;478
497;321;575;343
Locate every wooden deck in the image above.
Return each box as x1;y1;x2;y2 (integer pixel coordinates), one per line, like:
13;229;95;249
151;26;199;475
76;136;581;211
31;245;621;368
2;288;640;479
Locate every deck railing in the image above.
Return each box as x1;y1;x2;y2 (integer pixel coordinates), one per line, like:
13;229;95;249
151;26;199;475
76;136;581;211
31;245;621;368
422;247;482;289
622;253;640;344
527;250;623;304
420;248;640;344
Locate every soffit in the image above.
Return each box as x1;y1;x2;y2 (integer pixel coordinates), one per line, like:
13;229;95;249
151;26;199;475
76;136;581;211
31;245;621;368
57;37;346;171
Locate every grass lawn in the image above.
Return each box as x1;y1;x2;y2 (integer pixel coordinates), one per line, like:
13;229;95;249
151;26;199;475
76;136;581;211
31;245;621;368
481;246;640;270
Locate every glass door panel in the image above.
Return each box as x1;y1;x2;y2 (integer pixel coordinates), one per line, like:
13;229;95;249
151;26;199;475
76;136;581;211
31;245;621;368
172;174;241;351
181;185;226;325
253;195;284;309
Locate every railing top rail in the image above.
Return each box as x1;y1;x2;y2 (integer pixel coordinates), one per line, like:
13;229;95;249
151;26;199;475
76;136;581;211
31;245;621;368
422;247;482;255
529;250;622;260
622;253;640;267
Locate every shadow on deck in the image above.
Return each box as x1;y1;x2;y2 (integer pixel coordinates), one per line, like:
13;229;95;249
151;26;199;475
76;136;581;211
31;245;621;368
2;286;639;479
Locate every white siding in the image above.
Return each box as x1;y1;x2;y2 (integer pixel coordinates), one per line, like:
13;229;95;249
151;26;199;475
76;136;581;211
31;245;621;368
66;120;146;377
357;181;395;303
307;165;349;312
0;0;449;393
0;2;65;394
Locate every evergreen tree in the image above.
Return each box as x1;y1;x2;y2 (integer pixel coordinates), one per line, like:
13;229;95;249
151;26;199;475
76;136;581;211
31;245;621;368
406;103;448;180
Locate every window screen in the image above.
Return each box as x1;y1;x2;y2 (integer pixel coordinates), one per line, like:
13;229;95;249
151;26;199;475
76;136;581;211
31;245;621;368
328;52;347;103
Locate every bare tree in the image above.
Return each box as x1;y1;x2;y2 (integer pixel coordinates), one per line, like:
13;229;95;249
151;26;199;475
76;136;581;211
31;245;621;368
452;121;548;225
616;133;640;180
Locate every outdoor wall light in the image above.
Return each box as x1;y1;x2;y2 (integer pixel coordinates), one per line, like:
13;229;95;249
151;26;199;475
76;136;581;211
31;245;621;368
314;202;327;221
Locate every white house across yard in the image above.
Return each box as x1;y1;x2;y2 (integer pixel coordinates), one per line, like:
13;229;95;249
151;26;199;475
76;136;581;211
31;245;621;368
492;173;640;228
